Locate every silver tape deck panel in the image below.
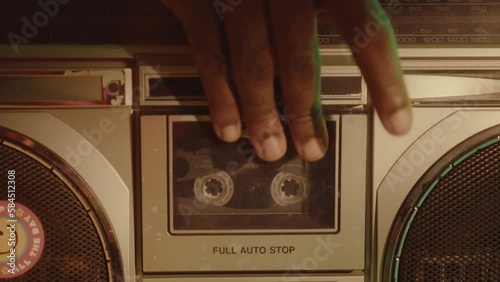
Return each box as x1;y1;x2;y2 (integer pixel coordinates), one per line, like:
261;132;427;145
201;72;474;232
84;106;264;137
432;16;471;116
141;114;367;273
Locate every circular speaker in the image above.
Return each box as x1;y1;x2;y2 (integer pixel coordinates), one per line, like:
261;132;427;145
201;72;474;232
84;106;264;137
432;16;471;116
0;127;121;281
384;126;499;281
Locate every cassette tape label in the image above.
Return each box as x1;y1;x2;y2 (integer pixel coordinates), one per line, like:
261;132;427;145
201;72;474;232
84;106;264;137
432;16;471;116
168;116;340;234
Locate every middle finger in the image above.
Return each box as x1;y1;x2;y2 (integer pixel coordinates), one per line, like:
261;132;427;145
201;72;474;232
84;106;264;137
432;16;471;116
225;0;287;162
270;0;328;162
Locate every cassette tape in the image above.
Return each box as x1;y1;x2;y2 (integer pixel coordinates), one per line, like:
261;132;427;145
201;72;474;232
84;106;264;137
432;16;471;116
168;115;340;234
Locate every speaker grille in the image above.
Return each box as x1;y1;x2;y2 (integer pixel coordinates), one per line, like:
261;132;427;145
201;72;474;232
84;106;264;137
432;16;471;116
392;137;499;281
0;139;111;280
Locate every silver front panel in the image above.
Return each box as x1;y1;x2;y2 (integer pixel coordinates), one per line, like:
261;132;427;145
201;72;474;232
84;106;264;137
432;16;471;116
373;59;500;281
0;108;135;280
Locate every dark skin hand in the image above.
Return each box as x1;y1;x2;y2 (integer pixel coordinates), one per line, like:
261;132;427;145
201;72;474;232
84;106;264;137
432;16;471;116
162;0;412;162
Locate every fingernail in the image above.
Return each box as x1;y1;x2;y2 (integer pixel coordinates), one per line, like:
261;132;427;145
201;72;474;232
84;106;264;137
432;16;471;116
300;138;326;161
255;135;285;161
221;124;240;142
389;107;412;135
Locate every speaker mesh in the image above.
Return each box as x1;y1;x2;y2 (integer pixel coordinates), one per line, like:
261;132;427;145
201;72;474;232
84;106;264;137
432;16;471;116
393;138;499;281
0;140;111;281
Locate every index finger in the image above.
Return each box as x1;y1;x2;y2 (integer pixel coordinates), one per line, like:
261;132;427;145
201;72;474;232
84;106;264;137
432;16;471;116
322;0;412;135
162;0;242;142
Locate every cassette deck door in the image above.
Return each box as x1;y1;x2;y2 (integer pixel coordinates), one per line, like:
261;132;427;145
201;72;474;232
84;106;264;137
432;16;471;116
140;113;367;273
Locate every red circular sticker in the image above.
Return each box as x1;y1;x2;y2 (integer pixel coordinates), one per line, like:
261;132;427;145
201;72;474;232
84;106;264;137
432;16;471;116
0;201;45;278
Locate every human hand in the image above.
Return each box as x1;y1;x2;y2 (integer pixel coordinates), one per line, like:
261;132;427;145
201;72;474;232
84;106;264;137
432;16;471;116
162;0;411;162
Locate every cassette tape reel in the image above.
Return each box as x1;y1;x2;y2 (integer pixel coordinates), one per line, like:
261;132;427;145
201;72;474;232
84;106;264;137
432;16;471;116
176;149;310;209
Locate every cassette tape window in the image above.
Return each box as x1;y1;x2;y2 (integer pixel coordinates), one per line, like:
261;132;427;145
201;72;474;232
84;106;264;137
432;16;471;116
168;116;339;234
